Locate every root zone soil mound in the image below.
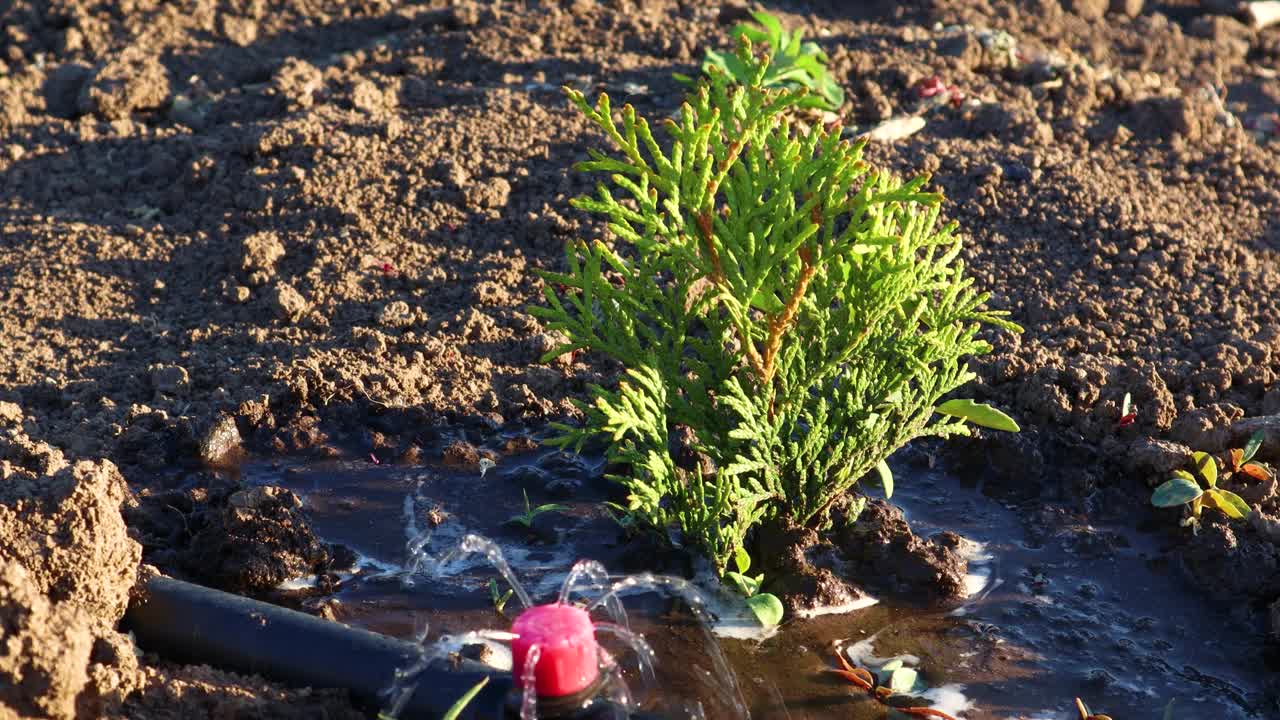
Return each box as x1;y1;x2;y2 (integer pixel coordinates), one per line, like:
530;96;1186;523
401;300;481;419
1;0;1279;717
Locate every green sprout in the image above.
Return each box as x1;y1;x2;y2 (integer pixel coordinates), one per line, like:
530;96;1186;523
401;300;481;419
536;42;1019;575
675;10;844;111
724;548;784;628
1151;450;1252;523
378;676;489;720
1227;430;1274;481
506;489;568;529
442;676;489;720
489;578;514;617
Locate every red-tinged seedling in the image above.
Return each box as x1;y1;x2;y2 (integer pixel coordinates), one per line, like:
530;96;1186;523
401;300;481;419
1117;391;1137;428
1228;430;1273;481
828;649;959;720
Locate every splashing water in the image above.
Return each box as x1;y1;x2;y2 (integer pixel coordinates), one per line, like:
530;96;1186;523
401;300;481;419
400;528;435;584
520;644;542;720
380;619;446;719
588;573;749;719
455;534;534;609
561;559;629;628
388;534;749;719
594;622;658;692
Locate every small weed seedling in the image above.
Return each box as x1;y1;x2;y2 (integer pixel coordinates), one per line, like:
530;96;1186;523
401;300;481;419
1228;430;1274;481
724;548;784;628
829;649;957;719
379;676;489;720
506;489;568;529
1151;448;1252;525
675;10;844;111
489;578;514;617
442;676;489;720
1116;391;1137;428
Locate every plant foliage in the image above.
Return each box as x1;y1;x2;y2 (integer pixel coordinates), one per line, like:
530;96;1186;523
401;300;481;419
533;40;1019;573
674;10;844;111
1151;446;1255;521
725;548;783;627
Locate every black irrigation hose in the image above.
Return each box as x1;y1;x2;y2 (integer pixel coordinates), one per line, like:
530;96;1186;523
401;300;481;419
123;575;510;719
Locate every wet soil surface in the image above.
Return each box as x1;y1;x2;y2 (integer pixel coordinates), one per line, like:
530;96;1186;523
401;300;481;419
230;441;1273;720
2;0;1280;716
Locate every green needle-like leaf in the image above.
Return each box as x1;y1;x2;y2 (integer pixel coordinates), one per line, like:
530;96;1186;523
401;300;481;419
542;41;1018;575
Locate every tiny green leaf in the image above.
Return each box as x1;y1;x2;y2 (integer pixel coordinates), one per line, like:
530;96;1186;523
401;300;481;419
874;459;894;499
442;676;489;720
745;593;784;628
1244;430;1264;463
734;546;751;575
1151;476;1203;507
1203;488;1251;520
887;667;919;694
1192;451;1217;488
725;571;759;597
936;399;1021;432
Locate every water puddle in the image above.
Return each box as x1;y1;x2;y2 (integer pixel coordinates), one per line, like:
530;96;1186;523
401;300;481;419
242;441;1270;719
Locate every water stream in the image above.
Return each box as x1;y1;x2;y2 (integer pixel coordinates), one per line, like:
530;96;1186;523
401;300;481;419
246;439;1273;719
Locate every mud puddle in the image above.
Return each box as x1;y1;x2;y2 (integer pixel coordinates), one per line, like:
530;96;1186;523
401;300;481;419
242;444;1270;720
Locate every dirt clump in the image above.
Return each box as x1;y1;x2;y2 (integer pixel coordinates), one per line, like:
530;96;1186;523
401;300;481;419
197;414;243;468
833;500;969;600
129;478;334;594
755;523;872;616
122;662;364;720
0;426;142;719
1121;436;1191;482
0;563;103;719
77;47;170;120
239;231;287;283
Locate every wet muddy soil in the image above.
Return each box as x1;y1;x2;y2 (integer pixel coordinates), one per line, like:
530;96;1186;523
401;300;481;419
3;0;1280;716
231;442;1274;720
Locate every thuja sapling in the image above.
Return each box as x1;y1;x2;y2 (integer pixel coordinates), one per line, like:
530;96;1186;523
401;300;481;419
532;40;1021;575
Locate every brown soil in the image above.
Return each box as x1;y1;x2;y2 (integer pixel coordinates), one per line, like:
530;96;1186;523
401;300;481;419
2;0;1280;716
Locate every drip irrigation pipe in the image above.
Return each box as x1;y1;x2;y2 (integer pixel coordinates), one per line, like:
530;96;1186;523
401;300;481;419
124;574;509;719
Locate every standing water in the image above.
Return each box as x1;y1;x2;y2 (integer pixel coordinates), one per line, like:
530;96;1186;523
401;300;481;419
249;437;1273;719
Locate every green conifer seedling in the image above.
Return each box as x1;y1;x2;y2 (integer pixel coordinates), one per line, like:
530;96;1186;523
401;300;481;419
532;41;1020;574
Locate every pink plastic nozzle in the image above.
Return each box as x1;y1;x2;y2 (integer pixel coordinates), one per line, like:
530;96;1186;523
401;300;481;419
511;603;600;698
